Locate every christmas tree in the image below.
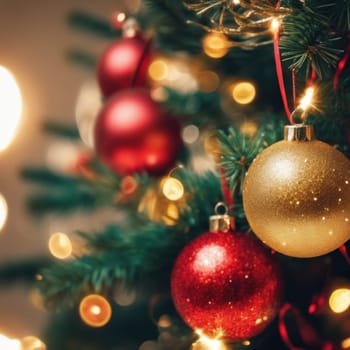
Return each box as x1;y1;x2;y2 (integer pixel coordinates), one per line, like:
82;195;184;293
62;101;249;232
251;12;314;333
2;0;350;349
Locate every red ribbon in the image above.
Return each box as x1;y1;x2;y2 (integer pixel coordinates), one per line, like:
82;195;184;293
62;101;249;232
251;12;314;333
334;41;350;92
279;303;342;350
339;244;350;265
219;167;234;211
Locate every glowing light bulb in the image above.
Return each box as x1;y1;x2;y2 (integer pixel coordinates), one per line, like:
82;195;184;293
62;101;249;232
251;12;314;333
48;232;73;259
192;330;227;350
270;18;280;33
231;81;256;105
329;288;350;313
299;87;314;110
162;177;184;201
21;336;46;350
0;66;23;152
202;32;229;59
0;193;8;232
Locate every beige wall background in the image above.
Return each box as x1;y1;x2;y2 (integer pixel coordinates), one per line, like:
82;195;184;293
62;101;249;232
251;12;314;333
0;0;139;340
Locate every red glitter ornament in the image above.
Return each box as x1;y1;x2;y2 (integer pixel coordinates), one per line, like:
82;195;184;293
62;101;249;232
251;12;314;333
94;88;183;176
171;207;283;341
97;34;152;98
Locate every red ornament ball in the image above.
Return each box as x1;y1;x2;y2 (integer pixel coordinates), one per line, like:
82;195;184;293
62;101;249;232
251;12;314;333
94;89;183;176
171;231;283;340
97;35;152;98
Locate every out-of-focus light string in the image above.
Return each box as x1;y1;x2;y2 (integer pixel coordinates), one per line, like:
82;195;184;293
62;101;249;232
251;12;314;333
307;68;317;86
278;303;342;350
334;41;350;92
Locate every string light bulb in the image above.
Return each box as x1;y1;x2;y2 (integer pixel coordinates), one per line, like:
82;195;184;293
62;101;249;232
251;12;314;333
329;288;350;313
291;86;315;123
192;330;227;350
299;87;314;111
270;18;280;34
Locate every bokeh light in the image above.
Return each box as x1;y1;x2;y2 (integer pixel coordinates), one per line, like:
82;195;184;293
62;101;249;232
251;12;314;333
21;335;46;350
139;340;158;350
114;287;136;306
75;80;102;148
202;32;230;59
46;140;84;174
0;193;8;233
148;59;169;81
79;294;112;328
48;232;73;259
240;121;258;138
0;334;21;350
231;81;256;104
197;70;220;92
0;66;23;152
162;177;184;201
182;124;200;144
329;288;350;313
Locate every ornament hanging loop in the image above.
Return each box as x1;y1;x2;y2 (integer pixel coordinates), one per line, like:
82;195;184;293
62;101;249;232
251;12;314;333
209;202;235;233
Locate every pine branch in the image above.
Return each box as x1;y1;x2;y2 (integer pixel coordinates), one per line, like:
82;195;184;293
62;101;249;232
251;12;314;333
141;0;204;53
280;8;344;79
38;223;179;307
37;170;225;308
217;116;285;195
0;258;51;286
21;167;118;215
67;10;119;39
42;121;81;140
65;48;98;71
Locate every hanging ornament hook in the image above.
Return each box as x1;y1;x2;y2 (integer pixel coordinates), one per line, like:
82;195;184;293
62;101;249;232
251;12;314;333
209;202;235;233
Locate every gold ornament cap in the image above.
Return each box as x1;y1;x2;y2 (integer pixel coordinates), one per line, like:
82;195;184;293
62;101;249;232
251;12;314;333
209;202;235;233
284;124;315;141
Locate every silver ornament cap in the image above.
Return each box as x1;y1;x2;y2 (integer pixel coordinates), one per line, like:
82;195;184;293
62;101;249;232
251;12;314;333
284;124;315;142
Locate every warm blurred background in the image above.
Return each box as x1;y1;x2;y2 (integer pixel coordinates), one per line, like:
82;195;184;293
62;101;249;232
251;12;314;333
0;0;139;341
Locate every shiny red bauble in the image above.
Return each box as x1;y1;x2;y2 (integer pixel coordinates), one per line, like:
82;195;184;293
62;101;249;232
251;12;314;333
94;89;183;176
171;231;283;340
97;35;152;98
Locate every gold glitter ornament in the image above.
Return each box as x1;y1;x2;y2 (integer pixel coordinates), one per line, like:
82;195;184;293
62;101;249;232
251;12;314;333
243;124;350;258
